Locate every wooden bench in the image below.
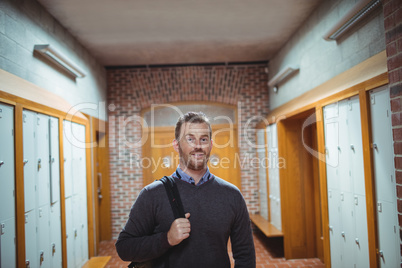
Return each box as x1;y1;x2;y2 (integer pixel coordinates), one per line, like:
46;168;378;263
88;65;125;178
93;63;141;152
82;256;111;268
249;213;283;237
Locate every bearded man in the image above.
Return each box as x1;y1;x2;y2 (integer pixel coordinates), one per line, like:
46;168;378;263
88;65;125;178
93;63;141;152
116;111;256;268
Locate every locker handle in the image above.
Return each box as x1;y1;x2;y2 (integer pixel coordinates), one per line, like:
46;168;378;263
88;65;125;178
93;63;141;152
378;250;384;259
355;238;359;245
23;159;29;165
0;161;4;167
25;260;30;268
341;231;345;238
371;143;378;150
52;243;56;256
350;144;354;151
40;251;44;265
329;226;333;232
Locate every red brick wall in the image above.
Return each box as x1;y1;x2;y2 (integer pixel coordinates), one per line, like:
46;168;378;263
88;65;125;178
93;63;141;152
107;64;269;237
383;0;402;235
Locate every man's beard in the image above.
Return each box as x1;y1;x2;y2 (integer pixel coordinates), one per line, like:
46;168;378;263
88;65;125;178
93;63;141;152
178;146;210;171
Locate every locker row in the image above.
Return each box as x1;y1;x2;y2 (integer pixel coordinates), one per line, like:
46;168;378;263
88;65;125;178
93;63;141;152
0;104;89;268
256;86;400;267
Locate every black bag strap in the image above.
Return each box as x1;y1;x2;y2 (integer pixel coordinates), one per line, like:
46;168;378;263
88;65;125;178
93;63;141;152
160;176;185;219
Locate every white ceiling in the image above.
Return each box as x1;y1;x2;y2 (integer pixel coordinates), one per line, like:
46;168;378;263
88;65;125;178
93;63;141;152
37;0;322;66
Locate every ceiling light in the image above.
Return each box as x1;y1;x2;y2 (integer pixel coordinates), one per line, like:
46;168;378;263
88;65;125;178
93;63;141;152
323;0;382;41
34;44;86;78
268;66;299;88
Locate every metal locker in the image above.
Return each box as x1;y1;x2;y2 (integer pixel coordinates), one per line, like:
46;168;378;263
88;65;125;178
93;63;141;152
64;197;75;268
23;110;37;213
257;129;268;220
72;123;86;196
340;191;355;266
353;194;370;268
79;195;89;264
49;117;60;204
37;204;50;268
328;189;342;268
267;124;281;230
72;195;83;267
347;97;366;196
36;114;51;207
0;103;15;221
1;217;16;268
25;210;38;268
49;202;62;268
370;87;400;268
370;89;396;203
63;121;73;198
377;200;400;267
338;100;352;193
324;121;339;190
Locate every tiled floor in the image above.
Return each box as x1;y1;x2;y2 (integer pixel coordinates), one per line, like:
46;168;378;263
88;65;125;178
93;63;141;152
98;230;325;268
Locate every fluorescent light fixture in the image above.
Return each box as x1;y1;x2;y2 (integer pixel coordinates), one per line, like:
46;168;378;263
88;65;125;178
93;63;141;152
34;44;85;78
323;0;381;41
268;66;299;88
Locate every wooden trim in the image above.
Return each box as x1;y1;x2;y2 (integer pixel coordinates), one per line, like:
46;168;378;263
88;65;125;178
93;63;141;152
359;89;378;267
14;103;26;268
315;106;331;267
0;69;86;120
59;119;68;268
86;121;95;258
265;51;388;124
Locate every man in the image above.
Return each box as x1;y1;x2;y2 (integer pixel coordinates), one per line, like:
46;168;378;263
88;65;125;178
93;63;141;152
116;111;256;267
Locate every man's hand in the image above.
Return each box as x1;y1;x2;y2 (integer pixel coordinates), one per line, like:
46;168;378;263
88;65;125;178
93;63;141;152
167;213;191;246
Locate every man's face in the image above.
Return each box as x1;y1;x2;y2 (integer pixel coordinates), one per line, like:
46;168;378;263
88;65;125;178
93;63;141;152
173;122;212;171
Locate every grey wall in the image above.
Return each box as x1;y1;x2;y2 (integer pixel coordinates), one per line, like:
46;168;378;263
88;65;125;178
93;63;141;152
268;0;386;111
0;0;107;120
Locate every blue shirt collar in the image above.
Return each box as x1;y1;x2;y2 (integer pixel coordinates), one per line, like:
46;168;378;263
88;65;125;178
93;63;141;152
172;166;212;186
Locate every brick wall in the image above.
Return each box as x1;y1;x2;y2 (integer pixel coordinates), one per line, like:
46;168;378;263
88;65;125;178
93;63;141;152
383;0;402;242
107;64;269;237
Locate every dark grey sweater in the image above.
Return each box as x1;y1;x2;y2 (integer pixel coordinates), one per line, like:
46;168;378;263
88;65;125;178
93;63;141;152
116;176;256;268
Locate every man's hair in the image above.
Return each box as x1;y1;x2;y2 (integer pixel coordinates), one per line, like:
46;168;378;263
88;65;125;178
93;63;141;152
175;111;212;140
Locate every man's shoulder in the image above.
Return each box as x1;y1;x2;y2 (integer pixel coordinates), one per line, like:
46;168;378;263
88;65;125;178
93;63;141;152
211;176;241;193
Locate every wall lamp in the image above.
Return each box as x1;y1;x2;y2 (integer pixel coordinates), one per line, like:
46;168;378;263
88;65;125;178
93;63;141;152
34;44;86;78
268;65;299;93
323;0;382;41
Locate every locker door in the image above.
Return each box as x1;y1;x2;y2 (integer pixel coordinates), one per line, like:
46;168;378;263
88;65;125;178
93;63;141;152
324;120;339;190
377;200;399;267
72;123;86;196
64;197;75;268
23;110;37;213
1;217;16;268
370;87;400;267
49;202;62;268
49;117;60;204
347;97;365;196
79;195;89;265
63;121;73;198
338;100;352;193
256;129;268;220
0;104;15;221
354;194;370;268
267;124;281;230
73;195;83;266
25;210;38;268
36;114;51;207
328;189;342;268
370;89;396;203
37;205;50;268
340;192;355;267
